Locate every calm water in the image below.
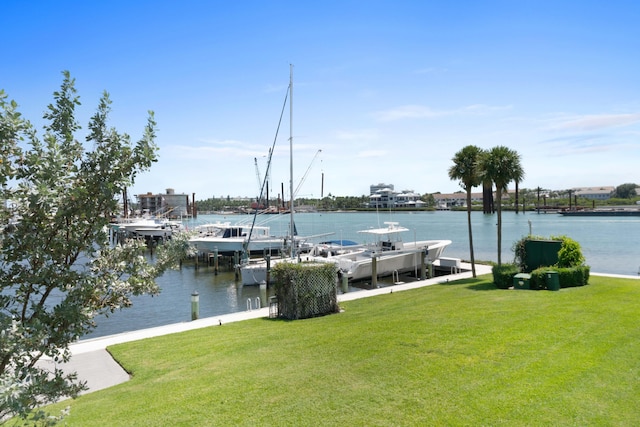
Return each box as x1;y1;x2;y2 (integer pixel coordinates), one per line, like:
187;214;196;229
87;211;640;338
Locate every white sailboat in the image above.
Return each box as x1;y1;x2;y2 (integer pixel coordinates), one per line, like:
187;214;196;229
241;68;453;285
241;65;307;285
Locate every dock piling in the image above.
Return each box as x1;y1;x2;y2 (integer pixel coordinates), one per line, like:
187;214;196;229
372;256;378;288
191;291;199;320
234;251;240;280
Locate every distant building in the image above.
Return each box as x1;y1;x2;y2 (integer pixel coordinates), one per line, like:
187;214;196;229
573;186;615;200
370;183;394;194
137;188;191;218
396;190;424;208
432;192;483;208
368;183;424;208
369;184;396;208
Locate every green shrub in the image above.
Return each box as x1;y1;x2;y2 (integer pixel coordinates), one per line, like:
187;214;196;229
531;265;591;289
557;265;590;287
553;235;586;268
492;263;519;289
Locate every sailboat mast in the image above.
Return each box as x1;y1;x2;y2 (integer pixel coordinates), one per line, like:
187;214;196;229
289;64;295;258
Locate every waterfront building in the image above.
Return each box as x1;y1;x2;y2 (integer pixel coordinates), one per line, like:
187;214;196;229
396;190;424;208
368;183;424;208
573;186;615;200
432;192;484;208
369;184;395;208
137;188;192;218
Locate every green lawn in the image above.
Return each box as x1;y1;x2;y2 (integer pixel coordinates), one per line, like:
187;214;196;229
50;275;640;426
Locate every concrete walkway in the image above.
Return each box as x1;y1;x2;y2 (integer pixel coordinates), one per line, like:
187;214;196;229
50;263;496;396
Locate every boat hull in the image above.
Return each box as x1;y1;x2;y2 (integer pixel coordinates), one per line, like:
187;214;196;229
240;239;452;285
133;227;173;238
190;237;286;256
560;209;640;216
337;240;451;282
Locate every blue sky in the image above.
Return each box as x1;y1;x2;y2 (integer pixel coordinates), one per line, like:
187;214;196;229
2;1;639;201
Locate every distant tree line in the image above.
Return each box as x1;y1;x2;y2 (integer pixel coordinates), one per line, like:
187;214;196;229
195;194;437;212
194;184;638;213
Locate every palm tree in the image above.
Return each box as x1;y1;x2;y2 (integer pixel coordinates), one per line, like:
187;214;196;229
482;179;494;214
448;145;484;277
480;146;524;265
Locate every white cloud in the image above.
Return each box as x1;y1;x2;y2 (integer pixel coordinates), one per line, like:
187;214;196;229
374;105;442;121
166;139;266;159
374;103;512;122
550;113;640;131
358;150;387;158
335;129;379;141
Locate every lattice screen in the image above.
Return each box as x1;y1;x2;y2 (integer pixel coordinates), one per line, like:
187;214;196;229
272;262;338;320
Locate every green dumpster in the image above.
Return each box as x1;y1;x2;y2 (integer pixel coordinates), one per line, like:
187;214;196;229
513;273;531;290
545;271;560;291
523;240;562;272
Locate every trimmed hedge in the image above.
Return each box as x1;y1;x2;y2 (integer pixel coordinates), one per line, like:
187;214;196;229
493;264;590;290
530;266;591;289
529;270;546;290
492;263;519;289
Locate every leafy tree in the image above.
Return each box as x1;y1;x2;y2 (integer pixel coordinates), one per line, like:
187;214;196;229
480;146;524;265
420;193;435;207
0;72;194;423
448;145;484;277
613;183;638;199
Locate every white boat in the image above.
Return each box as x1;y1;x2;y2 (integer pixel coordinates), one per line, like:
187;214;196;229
240;255;287;286
239;239;349;286
304;222;452;282
241;65;323;285
111;216;184;239
189;222;289;256
242;223;452;285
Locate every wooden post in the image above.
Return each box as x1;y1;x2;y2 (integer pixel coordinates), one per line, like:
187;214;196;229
234;251;240;280
266;254;271;286
372;255;378;288
191;291;199;321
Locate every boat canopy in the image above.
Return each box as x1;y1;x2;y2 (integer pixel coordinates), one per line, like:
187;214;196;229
358;222;409;235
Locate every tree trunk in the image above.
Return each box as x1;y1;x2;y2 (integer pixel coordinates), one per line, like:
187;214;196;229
483;182;494;214
466;188;476;277
496;190;503;265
